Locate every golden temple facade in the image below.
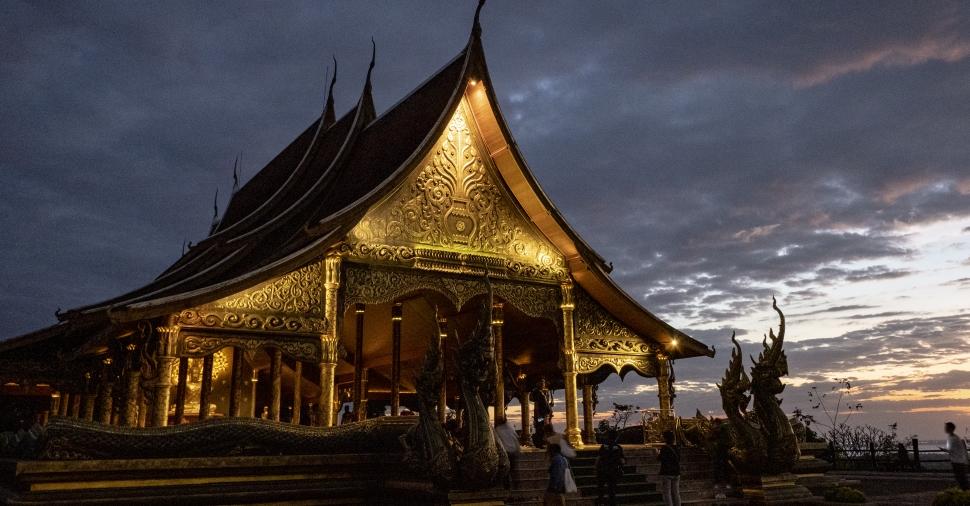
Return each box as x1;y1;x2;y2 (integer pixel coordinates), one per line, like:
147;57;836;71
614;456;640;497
0;20;713;449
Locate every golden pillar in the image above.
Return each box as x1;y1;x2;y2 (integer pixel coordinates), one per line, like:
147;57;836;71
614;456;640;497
437;316;448;423
57;392;70;417
582;380;595;444
97;357;114;425
318;254;342;427
492;303;506;425
657;354;674;416
291;361;303;424
270;348;283;421
173;356;189;424
198;354;213;420
352;303;365;421
228;348;243;417
153;323;179;427
82;371;97;422
122;343;141;427
391;303;403;416
518;390;531;446
69;392;81;418
560;282;582;447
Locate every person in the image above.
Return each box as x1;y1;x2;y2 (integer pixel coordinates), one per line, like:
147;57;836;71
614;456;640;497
545;442;568;506
595;429;625;505
543;423;576;458
531;377;554;447
495;418;521;489
658;430;681;506
942;422;969;490
339;404;353;425
260;406;269;419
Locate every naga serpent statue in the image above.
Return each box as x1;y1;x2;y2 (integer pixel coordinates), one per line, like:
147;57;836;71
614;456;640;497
717;297;800;476
401;277;509;490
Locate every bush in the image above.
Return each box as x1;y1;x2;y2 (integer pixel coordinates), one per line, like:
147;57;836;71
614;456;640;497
933;487;970;506
824;486;866;503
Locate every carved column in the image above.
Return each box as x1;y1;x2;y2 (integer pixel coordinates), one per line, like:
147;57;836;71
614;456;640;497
97;357;114;425
657;354;674;416
122;343;141;427
153;323;180;427
198;354;213;420
582;380;595;444
318;254;342;427
560;282;582;447
82;371;96;422
229;347;243;417
492;303;506;425
251;369;259;418
138;393;148;427
292;361;303;424
270;348;282;421
391;303;402;416
437;316;448;423
358;368;370;420
352;303;365;421
69;392;81;418
173;356;189;424
518;390;531;446
57;392;70;417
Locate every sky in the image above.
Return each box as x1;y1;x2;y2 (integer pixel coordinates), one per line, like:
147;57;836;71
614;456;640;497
1;1;969;439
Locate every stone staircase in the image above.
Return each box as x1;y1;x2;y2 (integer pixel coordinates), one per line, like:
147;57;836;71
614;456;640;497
507;445;736;506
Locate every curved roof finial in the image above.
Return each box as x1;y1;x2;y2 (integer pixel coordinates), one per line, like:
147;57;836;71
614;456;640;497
365;37;376;86
472;0;486;38
323;55;337;127
209;188;220;233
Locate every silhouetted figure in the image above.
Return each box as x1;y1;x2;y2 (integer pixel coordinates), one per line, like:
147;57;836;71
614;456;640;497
531;377;553;447
658;430;681;506
943;422;969;490
595;429;625;505
339;405;353;425
545;442;567;506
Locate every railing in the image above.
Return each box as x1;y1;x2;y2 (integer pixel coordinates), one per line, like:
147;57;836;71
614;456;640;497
825;438;957;472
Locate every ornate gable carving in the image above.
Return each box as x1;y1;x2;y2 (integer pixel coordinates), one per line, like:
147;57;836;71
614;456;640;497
344;100;566;282
177;259;328;334
574;287;660;375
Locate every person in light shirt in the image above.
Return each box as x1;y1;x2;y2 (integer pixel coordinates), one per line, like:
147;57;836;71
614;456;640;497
942;422;969;490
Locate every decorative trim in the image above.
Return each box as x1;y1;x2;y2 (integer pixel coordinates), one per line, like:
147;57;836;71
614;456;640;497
176;309;327;334
180;334;321;363
342;263;560;323
575;353;657;377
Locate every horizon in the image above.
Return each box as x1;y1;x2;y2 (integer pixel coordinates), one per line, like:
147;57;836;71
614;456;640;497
2;1;969;440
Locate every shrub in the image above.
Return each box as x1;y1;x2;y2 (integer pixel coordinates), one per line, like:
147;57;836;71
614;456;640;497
824;486;866;503
933;487;970;506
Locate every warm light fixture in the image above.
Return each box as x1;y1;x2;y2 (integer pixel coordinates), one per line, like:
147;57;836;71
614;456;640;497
469;78;478;86
670;338;679;347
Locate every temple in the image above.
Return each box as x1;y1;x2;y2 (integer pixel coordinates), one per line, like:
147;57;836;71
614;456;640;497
0;11;713;450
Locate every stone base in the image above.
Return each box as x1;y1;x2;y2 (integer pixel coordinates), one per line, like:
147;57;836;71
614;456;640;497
740;473;821;504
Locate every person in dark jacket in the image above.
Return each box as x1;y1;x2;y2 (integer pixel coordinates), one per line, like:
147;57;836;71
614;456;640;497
595;429;625;505
658;430;681;506
545;443;568;506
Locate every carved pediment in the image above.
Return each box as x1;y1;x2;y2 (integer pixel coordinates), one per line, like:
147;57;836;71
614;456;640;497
344;100;567;282
574;287;659;358
177;259;328;334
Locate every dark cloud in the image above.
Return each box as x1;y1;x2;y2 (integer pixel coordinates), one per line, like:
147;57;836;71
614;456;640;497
2;1;969;436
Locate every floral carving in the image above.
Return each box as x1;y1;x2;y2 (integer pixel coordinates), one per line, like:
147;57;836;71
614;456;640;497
177;309;327;334
575;354;655;377
215;260;325;316
181;335;321;363
342;264;559;322
346;101;566;281
575;288;638;341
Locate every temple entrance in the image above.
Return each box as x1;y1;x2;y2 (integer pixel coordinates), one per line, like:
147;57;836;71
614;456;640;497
335;283;561;433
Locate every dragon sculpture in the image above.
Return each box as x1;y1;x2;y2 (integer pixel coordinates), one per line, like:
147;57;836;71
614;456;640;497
717;297;800;476
401;277;509;489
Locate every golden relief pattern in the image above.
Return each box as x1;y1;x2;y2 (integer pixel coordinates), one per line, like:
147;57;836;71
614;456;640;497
179;260;328;335
180;334;322;363
346;102;567;281
215;260;325;315
342;264;560;323
575;354;656;377
573;287;659;377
